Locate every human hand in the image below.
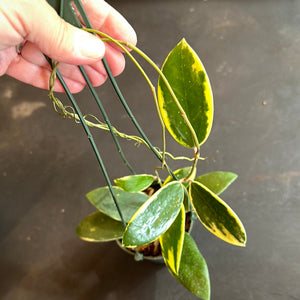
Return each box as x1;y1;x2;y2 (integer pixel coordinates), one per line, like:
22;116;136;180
0;0;137;93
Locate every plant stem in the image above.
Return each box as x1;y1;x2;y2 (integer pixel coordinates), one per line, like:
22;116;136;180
187;147;200;181
85;28;200;166
97;34;167;167
98;42;178;177
85;28;200;179
49;86;193;163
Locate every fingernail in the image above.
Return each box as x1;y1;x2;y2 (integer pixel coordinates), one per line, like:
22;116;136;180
74;30;105;59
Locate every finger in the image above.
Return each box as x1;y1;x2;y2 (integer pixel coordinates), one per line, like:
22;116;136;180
20;41;115;87
80;0;137;46
100;43;126;77
20;42;88;85
17;0;105;65
0;48;18;76
6;57;86;93
78;43;126;87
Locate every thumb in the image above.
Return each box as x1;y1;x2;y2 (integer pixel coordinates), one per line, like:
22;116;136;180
24;0;105;64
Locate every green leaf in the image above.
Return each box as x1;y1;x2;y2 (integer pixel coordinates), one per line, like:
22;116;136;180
123;182;184;247
195;172;238;195
114;174;155;193
160;205;185;275
163;167;196;211
76;211;124;242
189;181;246;246
86;186;148;223
158;38;214;148
168;233;210;300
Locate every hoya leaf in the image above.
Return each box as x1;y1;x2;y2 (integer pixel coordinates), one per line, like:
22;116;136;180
123;182;184;247
86;186;148;223
195;172;238;195
160;205;185;275
158;38;214;148
163;166;196;185
168;233;210;300
76;211;124;242
114;174;155;193
189;181;246;246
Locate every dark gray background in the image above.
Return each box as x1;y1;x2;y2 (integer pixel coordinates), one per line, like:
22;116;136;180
0;0;299;299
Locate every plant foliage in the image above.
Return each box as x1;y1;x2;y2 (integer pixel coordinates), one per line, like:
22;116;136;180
68;38;245;299
158;39;214;148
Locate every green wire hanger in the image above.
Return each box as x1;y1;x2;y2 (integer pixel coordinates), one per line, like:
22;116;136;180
45;0;170;261
45;0;132;229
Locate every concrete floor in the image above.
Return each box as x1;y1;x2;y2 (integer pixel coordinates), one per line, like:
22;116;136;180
1;0;300;299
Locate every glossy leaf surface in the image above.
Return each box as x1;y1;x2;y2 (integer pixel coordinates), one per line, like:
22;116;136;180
158;38;214;148
114;174;154;193
160;205;185;275
168;233;210;300
163;167;196;185
195;172;238;195
189;181;246;246
123;182;184;247
76;211;124;242
86;186;148;222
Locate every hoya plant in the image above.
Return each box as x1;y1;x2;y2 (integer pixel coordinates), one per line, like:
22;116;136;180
47;1;246;299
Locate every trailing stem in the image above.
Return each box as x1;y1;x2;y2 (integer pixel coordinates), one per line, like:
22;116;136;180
84;28;200;154
49;29;202;182
48;67;194;164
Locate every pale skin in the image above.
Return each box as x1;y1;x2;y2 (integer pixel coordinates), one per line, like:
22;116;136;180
0;0;137;93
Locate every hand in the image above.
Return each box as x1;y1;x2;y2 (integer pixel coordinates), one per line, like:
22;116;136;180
0;0;137;93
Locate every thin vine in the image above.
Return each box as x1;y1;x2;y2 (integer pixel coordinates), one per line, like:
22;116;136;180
48;62;194;164
84;28;201;177
48;30;203;181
